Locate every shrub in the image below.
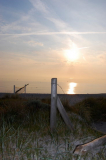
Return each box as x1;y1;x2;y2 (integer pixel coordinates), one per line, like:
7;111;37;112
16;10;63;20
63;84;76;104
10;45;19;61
41;98;51;105
61;98;71;111
25;99;50;113
71;97;106;123
0;98;26;125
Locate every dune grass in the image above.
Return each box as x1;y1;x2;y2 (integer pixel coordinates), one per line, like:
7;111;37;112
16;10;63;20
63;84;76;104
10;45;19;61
0;94;106;159
70;97;106;124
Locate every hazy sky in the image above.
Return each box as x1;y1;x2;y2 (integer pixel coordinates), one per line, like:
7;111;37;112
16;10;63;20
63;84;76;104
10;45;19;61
0;0;106;84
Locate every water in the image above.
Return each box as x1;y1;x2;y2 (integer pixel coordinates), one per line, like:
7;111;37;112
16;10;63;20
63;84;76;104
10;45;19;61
0;80;106;94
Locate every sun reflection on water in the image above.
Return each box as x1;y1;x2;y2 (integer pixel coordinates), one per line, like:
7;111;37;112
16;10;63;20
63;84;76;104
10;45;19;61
67;82;77;94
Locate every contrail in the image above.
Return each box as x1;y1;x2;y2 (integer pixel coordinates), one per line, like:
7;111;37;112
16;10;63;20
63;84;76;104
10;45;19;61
78;47;89;50
1;31;106;36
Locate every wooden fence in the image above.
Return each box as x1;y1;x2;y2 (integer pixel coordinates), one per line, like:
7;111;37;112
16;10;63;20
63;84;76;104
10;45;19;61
50;78;74;132
14;84;29;94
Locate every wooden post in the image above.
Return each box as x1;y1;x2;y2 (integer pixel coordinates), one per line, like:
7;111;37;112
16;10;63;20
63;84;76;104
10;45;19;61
50;78;57;132
14;85;15;93
25;85;26;93
57;96;74;131
25;84;29;93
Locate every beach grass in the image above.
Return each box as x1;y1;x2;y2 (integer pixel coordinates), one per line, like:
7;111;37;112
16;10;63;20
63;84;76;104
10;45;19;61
70;97;106;124
0;95;106;159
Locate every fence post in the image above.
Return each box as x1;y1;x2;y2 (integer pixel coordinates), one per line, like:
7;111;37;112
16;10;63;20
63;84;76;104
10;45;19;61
25;85;26;93
25;84;29;93
14;85;15;93
50;78;57;132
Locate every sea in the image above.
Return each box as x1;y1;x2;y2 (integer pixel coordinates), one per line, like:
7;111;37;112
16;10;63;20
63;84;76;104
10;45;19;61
0;80;106;94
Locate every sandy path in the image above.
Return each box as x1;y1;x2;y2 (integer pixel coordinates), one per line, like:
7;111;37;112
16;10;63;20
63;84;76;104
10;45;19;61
92;121;106;134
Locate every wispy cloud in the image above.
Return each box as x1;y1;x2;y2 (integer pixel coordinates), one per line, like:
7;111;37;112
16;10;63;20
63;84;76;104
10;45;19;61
24;40;43;47
78;47;89;50
97;53;106;63
46;17;67;30
1;31;106;36
29;0;49;14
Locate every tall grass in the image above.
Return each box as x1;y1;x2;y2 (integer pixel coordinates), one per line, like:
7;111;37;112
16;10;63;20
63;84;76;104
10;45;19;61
70;97;106;123
0;95;106;159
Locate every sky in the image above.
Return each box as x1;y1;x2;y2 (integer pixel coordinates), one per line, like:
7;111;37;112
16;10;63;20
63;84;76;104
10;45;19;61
0;0;106;92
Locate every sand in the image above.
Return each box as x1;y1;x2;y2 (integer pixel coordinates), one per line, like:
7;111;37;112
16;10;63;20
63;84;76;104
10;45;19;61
92;121;106;134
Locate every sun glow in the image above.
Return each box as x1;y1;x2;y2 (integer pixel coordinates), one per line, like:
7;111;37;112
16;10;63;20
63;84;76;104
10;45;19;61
65;43;79;62
67;82;77;94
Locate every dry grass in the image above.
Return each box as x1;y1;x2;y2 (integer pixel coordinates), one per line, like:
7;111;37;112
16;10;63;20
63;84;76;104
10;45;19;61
70;97;106;123
0;95;106;159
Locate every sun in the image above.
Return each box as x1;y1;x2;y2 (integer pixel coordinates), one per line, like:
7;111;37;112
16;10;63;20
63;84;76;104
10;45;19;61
64;43;79;62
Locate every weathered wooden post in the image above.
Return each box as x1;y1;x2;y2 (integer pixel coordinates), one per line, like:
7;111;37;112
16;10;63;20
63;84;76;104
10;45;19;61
25;84;26;93
57;97;74;131
14;85;15;93
50;78;57;132
24;84;29;93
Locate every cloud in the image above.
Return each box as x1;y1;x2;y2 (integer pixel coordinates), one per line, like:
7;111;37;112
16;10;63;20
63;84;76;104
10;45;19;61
0;15;40;34
97;53;106;63
78;47;89;50
29;0;48;14
25;40;43;47
0;5;48;35
46;17;67;30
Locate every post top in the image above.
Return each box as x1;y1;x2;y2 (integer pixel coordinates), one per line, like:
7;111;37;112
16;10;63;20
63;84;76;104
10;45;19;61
51;78;57;83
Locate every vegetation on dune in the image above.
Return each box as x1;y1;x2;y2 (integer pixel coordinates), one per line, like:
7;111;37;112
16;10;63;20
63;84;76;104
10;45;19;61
0;94;106;159
70;97;106;124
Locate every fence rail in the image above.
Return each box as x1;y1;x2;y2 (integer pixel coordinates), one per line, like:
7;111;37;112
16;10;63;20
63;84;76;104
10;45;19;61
14;84;29;94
